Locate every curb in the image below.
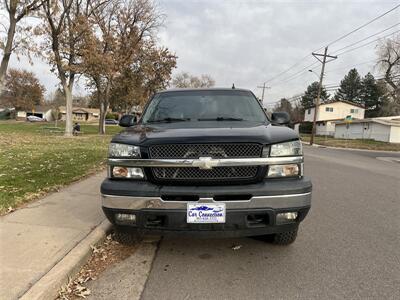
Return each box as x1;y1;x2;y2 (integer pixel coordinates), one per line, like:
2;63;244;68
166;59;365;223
302;141;400;153
20;219;113;300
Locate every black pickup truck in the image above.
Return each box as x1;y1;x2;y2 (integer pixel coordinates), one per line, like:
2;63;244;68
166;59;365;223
101;88;312;245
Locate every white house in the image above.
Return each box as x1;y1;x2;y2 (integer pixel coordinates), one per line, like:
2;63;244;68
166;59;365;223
16;105;54;121
59;106;102;122
304;100;365;136
334;116;400;143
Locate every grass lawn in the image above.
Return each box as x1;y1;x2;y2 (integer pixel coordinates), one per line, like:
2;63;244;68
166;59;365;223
0;121;122;214
300;134;400;151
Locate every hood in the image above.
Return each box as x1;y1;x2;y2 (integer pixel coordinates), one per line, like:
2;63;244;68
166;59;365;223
111;121;299;146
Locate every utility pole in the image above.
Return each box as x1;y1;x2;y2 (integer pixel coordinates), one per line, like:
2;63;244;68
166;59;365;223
257;82;270;102
310;47;337;145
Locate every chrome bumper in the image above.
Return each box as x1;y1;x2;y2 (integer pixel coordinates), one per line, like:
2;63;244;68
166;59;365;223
102;192;311;210
108;156;303;169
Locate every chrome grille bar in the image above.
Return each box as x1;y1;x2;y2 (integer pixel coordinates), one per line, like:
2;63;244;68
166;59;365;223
108;156;303;168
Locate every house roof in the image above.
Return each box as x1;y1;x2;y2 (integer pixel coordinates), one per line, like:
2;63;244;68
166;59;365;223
334;116;400;127
59;106;100;114
308;100;365;109
19;105;52;112
33;105;53;112
316;118;355;122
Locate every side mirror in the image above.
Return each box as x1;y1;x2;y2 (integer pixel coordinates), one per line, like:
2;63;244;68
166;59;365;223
119;114;136;127
271;112;290;126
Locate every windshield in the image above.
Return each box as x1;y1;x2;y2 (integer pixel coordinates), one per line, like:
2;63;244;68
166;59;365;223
141;90;267;124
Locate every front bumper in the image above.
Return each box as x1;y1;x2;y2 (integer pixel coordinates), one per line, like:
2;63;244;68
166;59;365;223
101;177;312;237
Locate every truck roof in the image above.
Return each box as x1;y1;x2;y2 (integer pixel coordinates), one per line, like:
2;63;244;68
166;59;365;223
157;88;253;94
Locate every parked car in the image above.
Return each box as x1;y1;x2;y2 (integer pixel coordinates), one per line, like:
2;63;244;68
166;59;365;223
27;115;45;122
101;88;312;245
105;119;119;125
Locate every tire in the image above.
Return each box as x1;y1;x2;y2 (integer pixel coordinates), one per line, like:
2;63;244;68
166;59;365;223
113;227;142;245
272;228;298;245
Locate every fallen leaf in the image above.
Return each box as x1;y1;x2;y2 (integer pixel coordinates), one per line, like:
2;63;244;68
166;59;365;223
231;245;242;251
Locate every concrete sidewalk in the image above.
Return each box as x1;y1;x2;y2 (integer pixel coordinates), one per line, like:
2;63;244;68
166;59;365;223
0;172;107;300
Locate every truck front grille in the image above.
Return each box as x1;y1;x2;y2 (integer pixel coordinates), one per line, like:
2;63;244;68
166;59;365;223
152;166;258;181
149;143;262;183
149;143;262;159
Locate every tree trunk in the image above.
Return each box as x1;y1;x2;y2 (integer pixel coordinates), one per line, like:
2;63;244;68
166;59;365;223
99;100;108;134
0;17;17;96
98;82;111;135
64;86;73;137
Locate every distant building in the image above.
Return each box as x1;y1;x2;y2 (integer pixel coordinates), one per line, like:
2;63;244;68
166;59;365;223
16;105;54;121
59;106;103;122
334;116;400;143
304;100;365;136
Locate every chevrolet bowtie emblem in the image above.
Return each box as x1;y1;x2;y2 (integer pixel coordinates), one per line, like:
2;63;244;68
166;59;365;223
193;157;216;169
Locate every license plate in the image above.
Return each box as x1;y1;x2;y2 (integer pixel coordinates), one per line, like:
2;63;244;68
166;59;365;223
187;203;226;224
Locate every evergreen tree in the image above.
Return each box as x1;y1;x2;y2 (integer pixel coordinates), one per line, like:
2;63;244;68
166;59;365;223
301;81;330;109
335;68;362;104
360;73;385;117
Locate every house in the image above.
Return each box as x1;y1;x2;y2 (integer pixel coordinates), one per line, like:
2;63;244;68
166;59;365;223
16;105;54;121
0;107;15;120
59;106;101;122
303;100;365;136
334;116;400;143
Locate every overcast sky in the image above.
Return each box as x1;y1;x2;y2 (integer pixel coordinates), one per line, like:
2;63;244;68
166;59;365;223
7;0;400;107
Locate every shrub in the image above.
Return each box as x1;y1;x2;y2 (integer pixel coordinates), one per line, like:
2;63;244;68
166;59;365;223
299;122;313;134
106;112;119;120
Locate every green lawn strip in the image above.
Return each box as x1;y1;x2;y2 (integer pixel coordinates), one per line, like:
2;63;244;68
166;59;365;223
0;121;122;135
0;121;122;213
300;134;400;151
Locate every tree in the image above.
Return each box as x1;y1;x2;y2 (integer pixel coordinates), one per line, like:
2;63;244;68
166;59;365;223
301;81;329;109
335;68;363;104
376;35;400;102
0;0;42;95
38;0;98;136
47;88;64;126
171;72;215;88
274;98;292;114
360;73;385;117
81;0;163;134
274;98;303;123
109;43;177;113
3;68;45;110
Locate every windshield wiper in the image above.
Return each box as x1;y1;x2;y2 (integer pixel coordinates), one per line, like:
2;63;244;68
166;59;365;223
198;117;243;121
147;117;191;123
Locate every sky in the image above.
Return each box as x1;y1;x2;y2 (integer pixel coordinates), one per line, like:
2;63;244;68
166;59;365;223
6;0;400;107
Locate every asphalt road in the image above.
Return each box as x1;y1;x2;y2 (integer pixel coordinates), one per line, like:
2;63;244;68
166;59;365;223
140;146;400;300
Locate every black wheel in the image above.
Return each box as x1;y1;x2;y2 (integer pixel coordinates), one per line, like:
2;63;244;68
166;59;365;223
272;228;298;245
113;227;142;245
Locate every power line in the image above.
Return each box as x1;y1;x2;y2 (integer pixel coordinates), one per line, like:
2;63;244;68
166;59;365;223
260;3;400;101
261;55;314;85
335;28;400;56
332;22;400;53
327;3;400;46
324;60;377;73
269;61;320;87
273;74;397;104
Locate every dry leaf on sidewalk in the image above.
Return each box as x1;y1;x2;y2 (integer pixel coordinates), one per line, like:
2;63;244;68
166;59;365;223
231;245;242;251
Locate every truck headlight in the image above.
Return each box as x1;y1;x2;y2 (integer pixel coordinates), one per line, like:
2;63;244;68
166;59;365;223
108;143;140;158
270;140;302;157
267;164;300;178
111;166;144;179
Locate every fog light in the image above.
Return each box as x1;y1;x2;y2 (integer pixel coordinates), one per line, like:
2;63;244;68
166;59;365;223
115;213;136;223
112;166;144;179
276;212;298;224
267;164;299;178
